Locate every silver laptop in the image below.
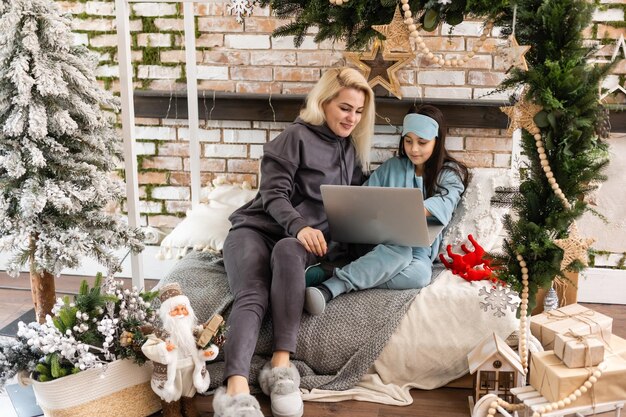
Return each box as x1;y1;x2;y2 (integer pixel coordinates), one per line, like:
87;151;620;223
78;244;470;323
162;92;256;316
321;185;444;247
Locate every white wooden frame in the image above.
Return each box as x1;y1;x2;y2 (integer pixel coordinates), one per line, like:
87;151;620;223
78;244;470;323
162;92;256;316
115;0;204;289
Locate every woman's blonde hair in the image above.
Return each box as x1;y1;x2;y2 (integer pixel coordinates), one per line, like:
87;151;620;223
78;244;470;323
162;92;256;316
300;67;374;173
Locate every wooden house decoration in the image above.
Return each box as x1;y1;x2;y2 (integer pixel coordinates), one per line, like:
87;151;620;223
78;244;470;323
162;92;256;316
467;333;526;403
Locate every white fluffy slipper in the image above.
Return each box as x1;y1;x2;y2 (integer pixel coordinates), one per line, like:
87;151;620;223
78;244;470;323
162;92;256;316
212;386;264;417
258;362;303;417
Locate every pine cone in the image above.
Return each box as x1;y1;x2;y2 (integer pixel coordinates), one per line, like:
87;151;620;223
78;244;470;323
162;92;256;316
213;334;226;348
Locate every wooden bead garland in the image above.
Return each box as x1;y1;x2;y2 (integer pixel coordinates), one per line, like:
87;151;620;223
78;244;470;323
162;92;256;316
532;128;571;210
399;0;493;67
483;253;530;415
517;253;530;373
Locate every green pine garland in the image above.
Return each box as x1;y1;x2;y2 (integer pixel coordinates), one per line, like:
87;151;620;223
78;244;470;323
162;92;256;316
259;0;510;49
260;0;610;313
495;0;610;312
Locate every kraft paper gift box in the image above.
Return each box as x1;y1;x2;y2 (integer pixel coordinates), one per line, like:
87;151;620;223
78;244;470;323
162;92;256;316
530;303;612;350
529;337;626;407
554;332;604;368
610;334;626;360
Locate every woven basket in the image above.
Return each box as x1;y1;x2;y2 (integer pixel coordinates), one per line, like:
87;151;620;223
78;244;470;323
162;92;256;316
21;359;161;417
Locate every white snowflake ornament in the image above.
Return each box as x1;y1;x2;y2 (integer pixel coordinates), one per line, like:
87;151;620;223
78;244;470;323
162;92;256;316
478;284;519;318
228;0;255;24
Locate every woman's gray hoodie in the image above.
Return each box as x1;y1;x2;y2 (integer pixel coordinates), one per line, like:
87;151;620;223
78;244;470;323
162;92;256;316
229;117;365;238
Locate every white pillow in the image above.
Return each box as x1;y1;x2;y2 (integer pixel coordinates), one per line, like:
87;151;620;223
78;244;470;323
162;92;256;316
157;183;257;259
440;168;516;253
207;183;257;208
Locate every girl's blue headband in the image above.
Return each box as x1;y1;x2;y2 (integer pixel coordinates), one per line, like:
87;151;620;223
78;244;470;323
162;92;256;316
401;114;439;141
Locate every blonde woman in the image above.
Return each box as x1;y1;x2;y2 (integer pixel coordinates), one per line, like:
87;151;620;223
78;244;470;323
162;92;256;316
212;67;375;417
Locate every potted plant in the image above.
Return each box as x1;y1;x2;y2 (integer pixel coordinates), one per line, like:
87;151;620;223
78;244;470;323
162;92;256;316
0;274;162;417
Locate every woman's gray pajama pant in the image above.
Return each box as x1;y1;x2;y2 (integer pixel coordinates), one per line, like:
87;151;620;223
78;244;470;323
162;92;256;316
222;227;317;381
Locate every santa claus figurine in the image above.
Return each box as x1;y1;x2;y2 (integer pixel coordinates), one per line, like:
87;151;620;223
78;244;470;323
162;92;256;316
142;282;222;417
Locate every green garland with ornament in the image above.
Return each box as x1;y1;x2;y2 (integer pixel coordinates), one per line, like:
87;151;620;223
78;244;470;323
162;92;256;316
259;0;611;313
259;0;511;49
496;0;610;313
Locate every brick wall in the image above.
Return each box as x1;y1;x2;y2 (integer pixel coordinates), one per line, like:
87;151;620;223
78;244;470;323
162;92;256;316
128;118;513;229
55;0;626;230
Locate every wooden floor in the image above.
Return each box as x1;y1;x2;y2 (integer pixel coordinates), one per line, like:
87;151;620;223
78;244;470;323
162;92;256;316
1;271;625;417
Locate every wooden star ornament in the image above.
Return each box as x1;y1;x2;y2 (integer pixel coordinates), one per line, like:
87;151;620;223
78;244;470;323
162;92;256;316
499;35;531;71
344;38;414;99
554;222;596;271
500;95;543;135
371;5;412;53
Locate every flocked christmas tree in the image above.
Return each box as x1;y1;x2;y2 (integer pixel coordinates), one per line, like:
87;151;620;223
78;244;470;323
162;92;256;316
0;0;144;323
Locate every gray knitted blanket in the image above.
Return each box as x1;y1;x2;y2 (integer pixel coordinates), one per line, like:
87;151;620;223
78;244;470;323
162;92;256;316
161;251;419;391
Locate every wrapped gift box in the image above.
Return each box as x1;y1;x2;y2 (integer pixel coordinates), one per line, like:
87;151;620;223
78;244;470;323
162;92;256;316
529;336;626;406
530;303;612;350
610;334;626;360
554;332;604;368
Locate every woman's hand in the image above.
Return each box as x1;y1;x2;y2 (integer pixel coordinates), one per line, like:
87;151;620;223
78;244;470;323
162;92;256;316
297;226;328;257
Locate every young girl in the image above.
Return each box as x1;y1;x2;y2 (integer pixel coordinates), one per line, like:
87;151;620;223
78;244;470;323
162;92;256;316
305;104;468;315
214;67;375;417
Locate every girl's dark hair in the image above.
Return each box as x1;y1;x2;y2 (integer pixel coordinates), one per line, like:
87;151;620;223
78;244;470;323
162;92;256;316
397;104;469;197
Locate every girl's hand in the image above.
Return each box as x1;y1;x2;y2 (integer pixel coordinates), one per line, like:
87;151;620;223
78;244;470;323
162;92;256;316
297;226;327;257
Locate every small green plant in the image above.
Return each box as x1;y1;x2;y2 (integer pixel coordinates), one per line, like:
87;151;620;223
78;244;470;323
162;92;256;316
0;274;158;387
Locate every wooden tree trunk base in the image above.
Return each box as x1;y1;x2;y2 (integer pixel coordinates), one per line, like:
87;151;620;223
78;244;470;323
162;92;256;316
30;268;57;324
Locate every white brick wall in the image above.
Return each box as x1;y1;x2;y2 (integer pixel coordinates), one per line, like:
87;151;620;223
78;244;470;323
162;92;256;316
250;144;264;159
152;186;191;200
418;71;466;86
197;66;229;81
72;18;115;32
204;120;252;129
95;65;119;78
251;51;297;66
136;142;157;155
494;153;512;167
137;34;172;48
441;21;486;36
89;34;117;48
137;201;163;214
372;134;400;148
473;88;514;100
72;33;88;46
204;144;247;158
224;35;271;49
224;129;267;143
445;136;464;151
135;126;177;140
85;1;115;16
252;122;291;130
137;65;182;80
132;3;178;17
424;87;473;99
272;36;319;50
155;18;184;31
593;8;624;21
178;128;221;142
